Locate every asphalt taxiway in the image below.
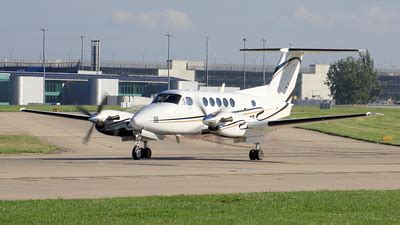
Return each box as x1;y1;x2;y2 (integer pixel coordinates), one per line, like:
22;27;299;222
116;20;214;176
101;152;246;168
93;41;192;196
0;112;399;200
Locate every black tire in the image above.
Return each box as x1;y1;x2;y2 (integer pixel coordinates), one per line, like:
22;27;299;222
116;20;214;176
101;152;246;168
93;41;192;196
249;149;256;160
142;148;152;159
256;150;264;160
132;147;142;160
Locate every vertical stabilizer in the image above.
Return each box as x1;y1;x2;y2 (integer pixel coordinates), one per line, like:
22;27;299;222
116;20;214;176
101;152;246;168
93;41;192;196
238;48;361;102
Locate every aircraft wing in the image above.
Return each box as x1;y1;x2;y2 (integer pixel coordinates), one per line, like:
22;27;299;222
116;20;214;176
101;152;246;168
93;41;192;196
247;112;378;130
20;108;163;141
20;108;90;120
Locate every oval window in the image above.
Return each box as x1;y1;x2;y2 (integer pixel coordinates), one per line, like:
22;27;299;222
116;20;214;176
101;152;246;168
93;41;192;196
229;98;235;107
223;98;229;107
186;97;193;106
202;97;208;106
251;100;256;107
209;97;215;107
216;98;222;107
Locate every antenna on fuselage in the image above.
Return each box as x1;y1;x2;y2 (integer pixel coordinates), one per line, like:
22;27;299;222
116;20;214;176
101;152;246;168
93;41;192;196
220;83;225;93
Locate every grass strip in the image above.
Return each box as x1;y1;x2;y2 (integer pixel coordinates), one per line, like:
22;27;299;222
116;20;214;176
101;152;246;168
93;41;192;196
0;134;59;154
0;190;399;224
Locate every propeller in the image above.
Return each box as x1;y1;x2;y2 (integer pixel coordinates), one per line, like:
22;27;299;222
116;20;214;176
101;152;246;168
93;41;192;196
76;96;108;144
202;110;233;131
198;98;234;131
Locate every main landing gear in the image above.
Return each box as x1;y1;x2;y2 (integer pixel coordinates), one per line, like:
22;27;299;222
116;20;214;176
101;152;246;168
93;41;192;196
249;143;263;161
132;141;152;160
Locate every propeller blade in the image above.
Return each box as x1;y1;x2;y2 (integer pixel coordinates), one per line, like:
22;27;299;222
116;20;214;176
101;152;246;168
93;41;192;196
76;105;92;117
83;124;95;144
97;96;107;113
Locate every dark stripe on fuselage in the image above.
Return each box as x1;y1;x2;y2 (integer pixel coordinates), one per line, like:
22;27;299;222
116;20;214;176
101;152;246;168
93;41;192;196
273;57;302;74
256;102;290;121
156;107;263;122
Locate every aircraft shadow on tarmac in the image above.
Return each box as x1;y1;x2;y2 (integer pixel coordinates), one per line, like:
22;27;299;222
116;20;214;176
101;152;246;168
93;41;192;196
41;157;283;163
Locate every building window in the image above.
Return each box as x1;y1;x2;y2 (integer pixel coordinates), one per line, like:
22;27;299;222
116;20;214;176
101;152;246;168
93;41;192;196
230;98;235;107
202;97;208;106
223;98;228;107
216;98;222;107
209;97;215;107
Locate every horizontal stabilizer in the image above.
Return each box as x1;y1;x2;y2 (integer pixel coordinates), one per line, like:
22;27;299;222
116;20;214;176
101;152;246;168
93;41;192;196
240;48;363;54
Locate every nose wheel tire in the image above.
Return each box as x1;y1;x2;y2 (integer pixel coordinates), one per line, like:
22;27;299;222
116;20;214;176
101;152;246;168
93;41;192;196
142;147;152;159
249;149;256;160
132;146;142;160
132;146;152;160
249;149;263;161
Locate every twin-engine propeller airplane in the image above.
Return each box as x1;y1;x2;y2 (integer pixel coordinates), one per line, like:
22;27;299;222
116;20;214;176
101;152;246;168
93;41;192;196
21;48;377;161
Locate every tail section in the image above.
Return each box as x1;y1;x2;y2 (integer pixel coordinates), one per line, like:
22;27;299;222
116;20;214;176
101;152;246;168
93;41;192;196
238;48;362;102
268;48;303;101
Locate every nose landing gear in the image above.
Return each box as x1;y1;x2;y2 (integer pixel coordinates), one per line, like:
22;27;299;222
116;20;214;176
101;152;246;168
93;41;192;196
249;143;263;161
132;139;152;160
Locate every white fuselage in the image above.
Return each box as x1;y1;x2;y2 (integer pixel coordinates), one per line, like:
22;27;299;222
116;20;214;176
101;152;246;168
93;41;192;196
130;89;292;137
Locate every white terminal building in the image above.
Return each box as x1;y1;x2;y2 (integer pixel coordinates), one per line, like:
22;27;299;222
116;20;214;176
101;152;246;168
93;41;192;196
1;54;399;106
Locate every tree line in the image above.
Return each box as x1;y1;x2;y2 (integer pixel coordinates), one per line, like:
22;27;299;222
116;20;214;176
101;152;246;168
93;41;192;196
325;51;382;104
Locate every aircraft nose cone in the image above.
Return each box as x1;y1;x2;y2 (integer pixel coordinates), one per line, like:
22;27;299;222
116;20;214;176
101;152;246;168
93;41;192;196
202;114;216;126
130;113;144;130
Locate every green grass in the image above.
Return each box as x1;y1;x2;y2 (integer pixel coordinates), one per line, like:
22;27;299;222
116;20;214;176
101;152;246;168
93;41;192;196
2;105;399;146
0;105;138;112
0;190;399;224
290;106;400;146
0;134;59;154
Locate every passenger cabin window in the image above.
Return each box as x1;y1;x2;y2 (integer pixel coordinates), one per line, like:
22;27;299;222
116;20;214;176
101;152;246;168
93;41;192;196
230;98;235;107
202;97;208;106
251;100;256;107
216;98;222;107
223;98;229;107
209;98;215;107
185;97;193;106
152;94;182;104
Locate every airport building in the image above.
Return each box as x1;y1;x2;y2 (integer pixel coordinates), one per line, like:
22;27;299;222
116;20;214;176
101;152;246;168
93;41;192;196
1;56;399;105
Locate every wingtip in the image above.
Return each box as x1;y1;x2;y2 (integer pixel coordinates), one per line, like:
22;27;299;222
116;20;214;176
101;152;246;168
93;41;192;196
366;112;384;116
19;108;26;111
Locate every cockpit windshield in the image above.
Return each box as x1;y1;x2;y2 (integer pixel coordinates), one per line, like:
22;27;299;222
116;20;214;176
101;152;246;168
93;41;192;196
152;94;182;104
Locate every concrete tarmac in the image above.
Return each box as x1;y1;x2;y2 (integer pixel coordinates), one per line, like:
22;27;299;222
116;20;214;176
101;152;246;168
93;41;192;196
0;112;399;200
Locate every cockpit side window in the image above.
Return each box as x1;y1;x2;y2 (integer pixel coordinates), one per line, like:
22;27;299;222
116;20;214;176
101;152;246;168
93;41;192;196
152;94;182;104
185;97;193;106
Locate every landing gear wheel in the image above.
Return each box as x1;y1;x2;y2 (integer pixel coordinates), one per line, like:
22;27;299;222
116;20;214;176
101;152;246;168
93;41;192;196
256;150;264;160
132;146;142;160
249;149;256;160
142;147;152;159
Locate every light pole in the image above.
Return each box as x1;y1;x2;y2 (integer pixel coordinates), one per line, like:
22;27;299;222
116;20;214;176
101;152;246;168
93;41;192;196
205;36;210;87
141;50;145;64
80;34;85;70
41;27;47;104
165;33;172;90
261;38;267;85
68;48;72;63
9;48;13;61
243;38;247;89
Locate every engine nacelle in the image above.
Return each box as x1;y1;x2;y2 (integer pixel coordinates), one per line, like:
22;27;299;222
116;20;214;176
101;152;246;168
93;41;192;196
213;113;248;138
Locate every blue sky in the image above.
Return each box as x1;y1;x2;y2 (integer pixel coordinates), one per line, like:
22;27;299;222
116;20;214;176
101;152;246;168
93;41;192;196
1;0;400;68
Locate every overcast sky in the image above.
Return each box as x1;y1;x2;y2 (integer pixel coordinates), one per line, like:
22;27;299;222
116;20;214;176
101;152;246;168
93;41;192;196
1;0;400;68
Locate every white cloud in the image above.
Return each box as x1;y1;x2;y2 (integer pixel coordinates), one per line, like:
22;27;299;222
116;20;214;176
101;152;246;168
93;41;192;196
165;9;192;29
355;6;400;32
112;9;192;29
294;5;323;25
292;5;400;32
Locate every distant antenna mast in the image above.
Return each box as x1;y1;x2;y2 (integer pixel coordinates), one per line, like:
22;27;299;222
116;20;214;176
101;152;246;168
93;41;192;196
261;38;267;85
205;36;210;87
